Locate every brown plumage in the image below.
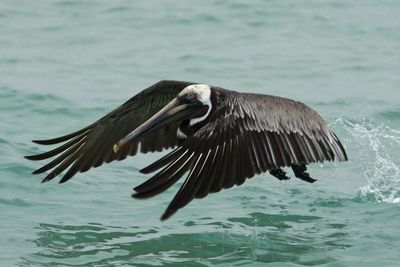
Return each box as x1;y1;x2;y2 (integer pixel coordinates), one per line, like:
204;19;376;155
26;80;347;220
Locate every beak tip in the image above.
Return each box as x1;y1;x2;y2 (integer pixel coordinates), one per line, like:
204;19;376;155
113;144;120;153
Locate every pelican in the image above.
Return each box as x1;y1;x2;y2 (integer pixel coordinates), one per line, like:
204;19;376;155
26;80;348;220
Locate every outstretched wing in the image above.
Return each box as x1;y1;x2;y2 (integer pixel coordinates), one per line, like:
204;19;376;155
25;80;197;183
132;89;348;220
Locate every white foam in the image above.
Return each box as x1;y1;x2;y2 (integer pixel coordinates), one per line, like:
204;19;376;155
335;118;400;204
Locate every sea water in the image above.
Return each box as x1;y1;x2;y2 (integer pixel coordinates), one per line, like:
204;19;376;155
1;1;399;266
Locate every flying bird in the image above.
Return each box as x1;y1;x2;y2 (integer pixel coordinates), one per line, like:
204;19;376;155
26;80;348;220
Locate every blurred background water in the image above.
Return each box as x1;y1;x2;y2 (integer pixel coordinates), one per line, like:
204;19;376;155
1;0;399;266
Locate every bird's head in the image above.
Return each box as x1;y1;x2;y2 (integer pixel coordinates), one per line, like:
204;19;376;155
113;84;212;153
177;84;213;126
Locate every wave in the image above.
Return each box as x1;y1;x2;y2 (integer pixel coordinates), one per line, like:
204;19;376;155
21;214;347;267
334;117;400;204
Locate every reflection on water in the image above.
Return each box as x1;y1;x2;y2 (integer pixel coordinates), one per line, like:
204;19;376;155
22;211;351;266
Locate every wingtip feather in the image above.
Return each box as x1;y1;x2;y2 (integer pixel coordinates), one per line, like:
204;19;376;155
131;191;152;199
32;168;43;175
25;155;38;161
138;168;149;174
31;127;91;146
41;177;51;183
58;178;69;184
32;139;47;145
160;209;174;221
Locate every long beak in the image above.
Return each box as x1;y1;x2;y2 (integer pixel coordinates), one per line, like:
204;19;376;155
113;98;207;153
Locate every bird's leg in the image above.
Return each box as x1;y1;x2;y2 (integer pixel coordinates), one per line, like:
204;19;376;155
269;169;290;181
291;164;317;183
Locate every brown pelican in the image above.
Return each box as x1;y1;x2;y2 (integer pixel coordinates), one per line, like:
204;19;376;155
26;80;348;220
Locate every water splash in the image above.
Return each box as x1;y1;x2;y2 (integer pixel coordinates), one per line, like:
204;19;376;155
336;118;400;204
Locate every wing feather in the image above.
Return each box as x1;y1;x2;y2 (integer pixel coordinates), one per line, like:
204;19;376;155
139;147;185;174
26;80;196;182
225;130;238;188
32;126;92;145
42;142;86;183
133;151;192;197
195;132;222;198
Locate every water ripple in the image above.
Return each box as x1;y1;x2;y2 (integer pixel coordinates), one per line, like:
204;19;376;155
21;211;354;267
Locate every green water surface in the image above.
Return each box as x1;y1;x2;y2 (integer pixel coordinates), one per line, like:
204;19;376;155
1;1;399;266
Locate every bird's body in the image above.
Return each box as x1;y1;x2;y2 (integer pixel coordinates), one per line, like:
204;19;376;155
26;80;347;220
